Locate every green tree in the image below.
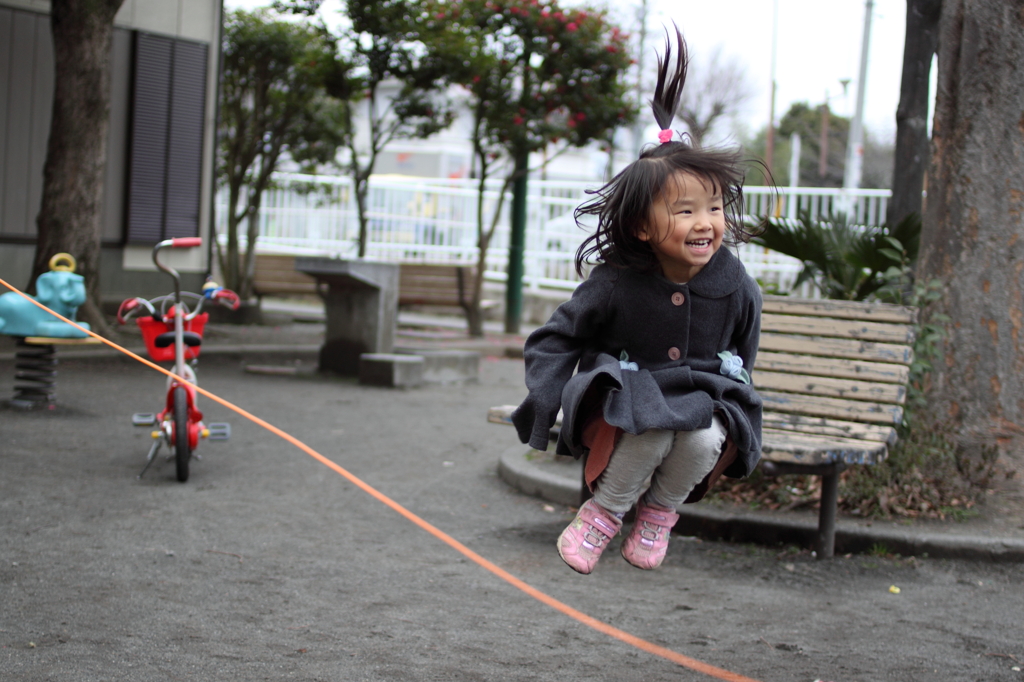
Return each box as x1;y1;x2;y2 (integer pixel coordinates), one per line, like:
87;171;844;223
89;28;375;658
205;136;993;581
777;102;850;188
419;0;635;335
218;9;347;300
276;0;456;258
746;101;892;190
30;0;126;338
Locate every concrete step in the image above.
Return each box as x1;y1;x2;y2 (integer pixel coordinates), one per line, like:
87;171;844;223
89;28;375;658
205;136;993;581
358;348;480;388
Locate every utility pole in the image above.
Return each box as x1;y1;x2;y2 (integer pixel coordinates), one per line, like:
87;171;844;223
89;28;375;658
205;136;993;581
843;0;874;195
631;0;649;157
818;100;830;179
787;132;801;219
765;0;779;176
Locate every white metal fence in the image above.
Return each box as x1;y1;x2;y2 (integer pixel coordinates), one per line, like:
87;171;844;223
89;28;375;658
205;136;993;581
215;173;892;298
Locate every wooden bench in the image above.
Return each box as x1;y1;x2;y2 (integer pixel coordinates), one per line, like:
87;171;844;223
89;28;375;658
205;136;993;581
252;254;474;327
488;295;917;559
397;263;472;317
252;254;319;299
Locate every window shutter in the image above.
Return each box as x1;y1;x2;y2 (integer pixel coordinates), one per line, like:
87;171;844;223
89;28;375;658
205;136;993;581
126;33;208;243
126;33;171;243
165;41;207;239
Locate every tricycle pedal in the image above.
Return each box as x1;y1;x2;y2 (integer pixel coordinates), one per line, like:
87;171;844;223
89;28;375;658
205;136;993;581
132;413;157;426
207;423;231;440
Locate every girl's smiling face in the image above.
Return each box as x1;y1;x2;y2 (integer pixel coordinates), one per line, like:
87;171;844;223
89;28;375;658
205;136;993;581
639;171;725;283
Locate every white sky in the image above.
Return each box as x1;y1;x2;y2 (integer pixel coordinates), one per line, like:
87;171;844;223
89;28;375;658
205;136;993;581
647;0;906;142
224;0;908;142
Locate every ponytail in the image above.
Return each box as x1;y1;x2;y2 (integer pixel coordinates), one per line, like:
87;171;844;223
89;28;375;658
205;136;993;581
650;26;688;133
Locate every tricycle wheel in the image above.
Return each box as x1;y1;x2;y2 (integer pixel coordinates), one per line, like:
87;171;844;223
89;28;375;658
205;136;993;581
174;386;190;482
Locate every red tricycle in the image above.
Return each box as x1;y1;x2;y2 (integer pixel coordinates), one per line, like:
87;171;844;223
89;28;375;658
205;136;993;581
117;237;240;482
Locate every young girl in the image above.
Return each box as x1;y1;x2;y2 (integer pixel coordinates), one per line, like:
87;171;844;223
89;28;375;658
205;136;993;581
511;30;766;574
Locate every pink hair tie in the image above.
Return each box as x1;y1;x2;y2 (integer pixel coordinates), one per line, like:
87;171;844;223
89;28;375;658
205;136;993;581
657;129;673;144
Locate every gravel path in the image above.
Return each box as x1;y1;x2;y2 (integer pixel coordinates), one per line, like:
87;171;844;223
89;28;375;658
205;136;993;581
2;353;1023;681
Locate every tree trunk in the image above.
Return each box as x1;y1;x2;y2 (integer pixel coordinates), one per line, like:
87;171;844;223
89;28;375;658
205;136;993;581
30;0;125;338
918;0;1024;453
887;0;941;228
355;173;369;259
223;180;244;292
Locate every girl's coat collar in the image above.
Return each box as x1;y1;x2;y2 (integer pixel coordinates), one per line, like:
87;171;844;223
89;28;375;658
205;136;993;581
651;248;746;299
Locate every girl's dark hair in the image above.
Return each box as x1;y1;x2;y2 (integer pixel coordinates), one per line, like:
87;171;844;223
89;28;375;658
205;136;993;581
574;27;769;276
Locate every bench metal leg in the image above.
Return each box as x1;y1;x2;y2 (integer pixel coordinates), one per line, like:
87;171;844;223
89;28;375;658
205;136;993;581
816;466;841;559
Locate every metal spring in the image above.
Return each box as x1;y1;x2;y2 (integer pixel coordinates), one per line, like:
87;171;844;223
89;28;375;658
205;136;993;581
12;340;57;409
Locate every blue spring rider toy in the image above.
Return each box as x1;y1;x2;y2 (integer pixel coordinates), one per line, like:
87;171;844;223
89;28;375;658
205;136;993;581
0;253;91;338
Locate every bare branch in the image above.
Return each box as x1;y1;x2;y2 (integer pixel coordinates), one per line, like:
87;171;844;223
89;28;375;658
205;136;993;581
676;46;753;146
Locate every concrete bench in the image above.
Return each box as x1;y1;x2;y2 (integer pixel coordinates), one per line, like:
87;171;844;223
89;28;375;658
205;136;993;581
252;255;476;328
488;294;918;559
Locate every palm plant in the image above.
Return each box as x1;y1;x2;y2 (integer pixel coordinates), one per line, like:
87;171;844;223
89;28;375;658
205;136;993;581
751;210;921;301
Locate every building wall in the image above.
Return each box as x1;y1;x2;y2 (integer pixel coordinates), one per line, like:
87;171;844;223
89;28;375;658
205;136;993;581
0;0;221;303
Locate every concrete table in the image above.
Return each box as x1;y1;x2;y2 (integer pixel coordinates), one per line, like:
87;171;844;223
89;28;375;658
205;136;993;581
294;258;399;375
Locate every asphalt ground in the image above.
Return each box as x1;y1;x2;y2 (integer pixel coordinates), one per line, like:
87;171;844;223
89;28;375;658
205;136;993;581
2;331;1024;682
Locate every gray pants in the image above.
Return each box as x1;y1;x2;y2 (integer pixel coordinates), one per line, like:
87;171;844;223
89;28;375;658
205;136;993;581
592;416;727;514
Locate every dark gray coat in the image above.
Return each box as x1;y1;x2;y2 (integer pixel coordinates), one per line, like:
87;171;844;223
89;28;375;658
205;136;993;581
511;248;763;479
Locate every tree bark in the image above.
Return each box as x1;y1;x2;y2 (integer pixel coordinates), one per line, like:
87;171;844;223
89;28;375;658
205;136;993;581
918;0;1024;452
30;0;125;337
887;0;941;227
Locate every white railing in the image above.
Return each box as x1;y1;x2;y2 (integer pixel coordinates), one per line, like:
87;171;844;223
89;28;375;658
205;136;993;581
215;173;891;298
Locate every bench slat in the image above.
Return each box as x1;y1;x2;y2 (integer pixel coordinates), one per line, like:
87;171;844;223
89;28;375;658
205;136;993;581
755;351;909;384
761;312;916;344
762;295;918;324
253;255;318;296
759;389;904;426
398;263;470;309
759;332;914;365
761;429;888;466
755;370;906;405
253;281;319;295
762;413;896;446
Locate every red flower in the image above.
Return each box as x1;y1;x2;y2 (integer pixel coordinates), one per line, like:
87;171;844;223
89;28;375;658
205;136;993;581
513;115;524;125
566;22;578;31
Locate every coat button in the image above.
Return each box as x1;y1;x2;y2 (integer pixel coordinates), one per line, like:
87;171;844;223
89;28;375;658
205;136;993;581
668;347;681;361
671;292;685;306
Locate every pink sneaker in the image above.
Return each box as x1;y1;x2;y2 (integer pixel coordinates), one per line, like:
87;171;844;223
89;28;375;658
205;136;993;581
557;499;623;574
620;499;680;569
